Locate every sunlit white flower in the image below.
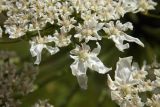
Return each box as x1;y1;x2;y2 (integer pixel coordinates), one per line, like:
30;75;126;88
70;42;111;89
57;15;76;31
108;57;136;90
146;94;160;107
114;0;138;19
154;69;160;87
135;0;157;13
75;18;104;42
53;27;71;47
30;35;59;65
131;62;148;81
55;1;74;16
107;57;141;107
96;4;116;21
4;24;27;39
103;21;144;52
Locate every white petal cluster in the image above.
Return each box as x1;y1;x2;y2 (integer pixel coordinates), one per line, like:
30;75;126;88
108;57;144;107
30;35;59;64
135;0;157;13
108;57;160;107
53;27;71;47
75;18;104;42
0;0;158;89
103;21;144;52
146;94;160;107
154;68;160;88
70;42;111;89
0;0;156;39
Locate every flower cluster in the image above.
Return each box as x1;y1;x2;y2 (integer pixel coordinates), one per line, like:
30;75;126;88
0;0;157;88
0;51;38;107
107;57;160;107
32;100;54;107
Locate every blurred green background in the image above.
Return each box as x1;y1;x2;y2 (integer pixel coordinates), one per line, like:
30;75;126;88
0;2;160;107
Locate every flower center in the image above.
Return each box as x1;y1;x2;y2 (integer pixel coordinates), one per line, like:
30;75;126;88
78;50;89;61
82;28;93;36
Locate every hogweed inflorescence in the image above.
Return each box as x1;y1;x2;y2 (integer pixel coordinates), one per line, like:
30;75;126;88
0;0;159;106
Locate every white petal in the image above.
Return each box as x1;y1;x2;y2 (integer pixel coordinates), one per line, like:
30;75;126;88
91;42;101;56
115;57;133;83
74;34;83;42
46;35;55;42
45;46;59;55
109;34;144;52
111;91;123;103
123;34;144;47
109;35;130;52
96;23;104;30
107;74;117;90
87;56;111;74
116;21;133;31
70;60;87;76
77;74;88;89
30;44;44;65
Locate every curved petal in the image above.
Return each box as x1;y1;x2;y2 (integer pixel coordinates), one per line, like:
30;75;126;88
70;60;87;76
123;34;144;47
107;74;117;90
87;56;111;74
91;42;101;56
115;57;133;84
109;35;130;52
30;44;44;65
77;74;88;90
45;46;59;55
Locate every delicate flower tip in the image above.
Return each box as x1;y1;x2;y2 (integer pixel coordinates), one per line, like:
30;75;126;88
77;74;88;90
98;67;112;74
139;41;145;47
107;74;117;90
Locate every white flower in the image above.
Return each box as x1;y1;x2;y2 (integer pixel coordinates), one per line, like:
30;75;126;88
154;69;160;87
53;27;71;47
119;0;138;14
0;26;2;38
70;42;111;89
114;0;138;19
30;35;59;65
55;1;74;16
107;57;140;106
74;18;104;42
96;3;116;21
114;57;134;84
57;15;76;31
135;0;157;13
131;62;148;80
103;21;144;52
4;24;27;39
146;94;160;107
